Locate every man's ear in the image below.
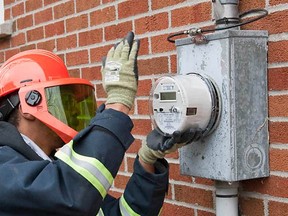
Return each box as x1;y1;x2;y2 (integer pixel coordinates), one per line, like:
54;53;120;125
18;104;36;121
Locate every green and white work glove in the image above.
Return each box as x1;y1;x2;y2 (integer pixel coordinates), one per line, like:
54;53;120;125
101;31;140;109
139;129;202;164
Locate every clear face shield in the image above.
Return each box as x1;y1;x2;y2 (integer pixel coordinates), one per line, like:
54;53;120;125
45;84;97;132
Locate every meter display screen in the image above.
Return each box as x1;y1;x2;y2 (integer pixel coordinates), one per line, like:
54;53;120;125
160;92;176;101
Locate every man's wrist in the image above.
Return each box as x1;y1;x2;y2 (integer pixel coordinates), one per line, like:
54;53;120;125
139;156;155;173
105;103;130;114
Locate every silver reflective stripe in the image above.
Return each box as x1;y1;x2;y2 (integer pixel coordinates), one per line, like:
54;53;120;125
119;195;141;216
96;208;104;216
55;141;113;198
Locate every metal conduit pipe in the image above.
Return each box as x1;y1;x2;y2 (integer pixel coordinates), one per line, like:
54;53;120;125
212;0;240;27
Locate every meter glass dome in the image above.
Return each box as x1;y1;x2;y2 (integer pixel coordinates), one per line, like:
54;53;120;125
149;73;221;137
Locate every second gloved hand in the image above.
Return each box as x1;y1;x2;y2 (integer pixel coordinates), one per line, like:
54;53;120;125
138;129;202;165
101;31;140;109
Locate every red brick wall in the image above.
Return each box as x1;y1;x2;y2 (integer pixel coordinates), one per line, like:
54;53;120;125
1;0;288;215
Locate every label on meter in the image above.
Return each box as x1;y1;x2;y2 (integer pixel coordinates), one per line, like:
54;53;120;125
149;73;221;137
156;112;181;134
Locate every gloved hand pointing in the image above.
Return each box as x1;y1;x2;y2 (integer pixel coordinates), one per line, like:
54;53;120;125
138;129;202;165
101;31;140;109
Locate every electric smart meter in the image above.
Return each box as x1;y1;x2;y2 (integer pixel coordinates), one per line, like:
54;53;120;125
149;73;221;137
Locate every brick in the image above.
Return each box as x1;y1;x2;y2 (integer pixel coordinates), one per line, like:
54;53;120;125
166;150;179;160
137;37;149;56
27;26;44;42
137;79;152;97
174;184;213;208
108;191;122;199
0;37;10;50
161;203;195;216
151;34;177;54
66;50;89;66
37;39;55;51
127;156;135;173
90;45;111;63
138;57;169;76
0;52;4;64
268;40;288;64
269;201;288;216
197;210;215;216
44;0;59;6
82;66;101;81
4;8;11;21
194;177;214;186
104;21;133;41
56;34;77;51
169;163;192;182
25;0;43;12
171;2;211;27
118;159;125;172
269;95;288;117
5;48;20;60
35;8;53;25
171;54;177;73
238;1;265;13
95;83;106;99
79;28;103;46
66;14;88;33
76;0;101;13
135;12;169;34
270;148;288;172
17;14;33;30
241;10;288;34
118;0;148;19
268;67;288;91
270;0;288;5
44;21;65;38
10;32;25;46
4;0;15;5
54;1;75;19
90;6;116;26
68;68;80;78
126;139;141;154
132;119;152;135
239;197;264;216
12;2;24;17
269;121;288;143
137;99;149;115
102;0;114;3
242;176;288;198
112;174;129;190
151;0;186;10
20;44;36;52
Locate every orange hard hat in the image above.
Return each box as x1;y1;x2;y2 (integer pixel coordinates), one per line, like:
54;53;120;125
0;49;97;143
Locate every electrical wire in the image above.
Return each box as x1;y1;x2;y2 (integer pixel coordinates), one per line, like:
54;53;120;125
167;8;268;43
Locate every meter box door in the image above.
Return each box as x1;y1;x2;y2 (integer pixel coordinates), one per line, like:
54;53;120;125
176;30;269;181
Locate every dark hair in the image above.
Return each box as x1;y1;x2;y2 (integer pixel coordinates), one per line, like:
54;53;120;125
7;108;20;127
0;91;20;126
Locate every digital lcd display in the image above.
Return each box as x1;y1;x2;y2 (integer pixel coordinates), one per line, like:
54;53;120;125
160;92;176;100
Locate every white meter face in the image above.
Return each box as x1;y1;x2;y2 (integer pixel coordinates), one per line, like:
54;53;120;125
149;73;221;137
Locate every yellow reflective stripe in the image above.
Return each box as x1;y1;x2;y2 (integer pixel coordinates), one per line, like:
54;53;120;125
96;208;104;216
55;141;113;198
119;195;140;216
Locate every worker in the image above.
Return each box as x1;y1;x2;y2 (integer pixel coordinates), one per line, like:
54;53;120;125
0;32;201;215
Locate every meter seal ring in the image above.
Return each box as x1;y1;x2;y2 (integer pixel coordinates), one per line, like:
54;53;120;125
187;73;222;137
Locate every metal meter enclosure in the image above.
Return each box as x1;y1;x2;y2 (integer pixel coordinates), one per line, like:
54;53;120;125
150;74;221;137
176;30;269;181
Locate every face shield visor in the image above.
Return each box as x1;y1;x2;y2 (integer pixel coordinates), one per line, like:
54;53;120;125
18;78;97;143
45;84;96;132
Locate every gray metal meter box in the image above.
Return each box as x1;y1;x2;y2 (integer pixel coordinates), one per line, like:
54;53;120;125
177;30;269;181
